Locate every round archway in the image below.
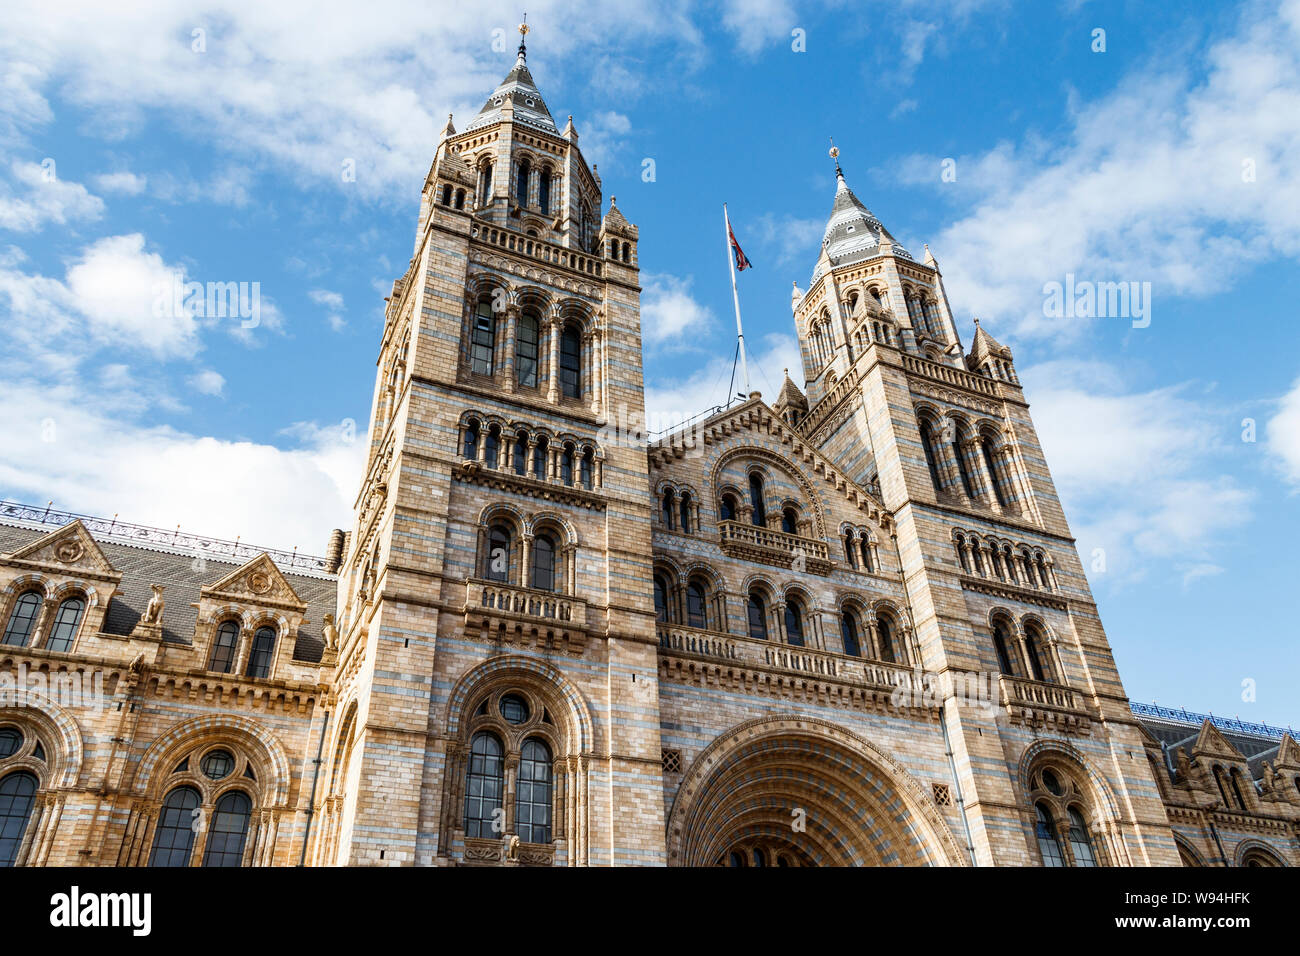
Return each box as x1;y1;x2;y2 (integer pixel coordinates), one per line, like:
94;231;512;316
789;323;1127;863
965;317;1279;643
667;716;965;867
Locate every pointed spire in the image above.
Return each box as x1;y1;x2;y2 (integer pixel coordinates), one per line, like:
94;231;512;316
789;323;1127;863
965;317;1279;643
791;279;803;312
775;368;809;412
815;156;911;279
439;113;456;143
466;16;557;135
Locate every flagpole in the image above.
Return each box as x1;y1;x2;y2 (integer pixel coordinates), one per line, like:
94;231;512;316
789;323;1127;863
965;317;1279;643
723;203;751;395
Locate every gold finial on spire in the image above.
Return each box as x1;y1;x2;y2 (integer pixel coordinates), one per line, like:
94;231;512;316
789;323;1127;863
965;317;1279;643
828;137;843;176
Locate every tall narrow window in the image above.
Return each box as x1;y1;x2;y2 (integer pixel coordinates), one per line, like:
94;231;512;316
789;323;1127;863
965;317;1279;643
1036;555;1050;589
1229;769;1248;811
953;437;975;498
202;790;252;867
560;326;581;398
516;159;531;206
661;491;675;530
1067;808;1096;866
537;171;551;215
919;421;943;493
483;426;500;470
580;449;594;490
982;436;1008;507
478;160;493;204
209;620;240;673
719;494;736;522
471;300;495;376
462;419;480;460
2;592;42;647
1035;803;1065;867
44;597;84;652
513;431;528;475
679;493;692;533
0;772;38;868
877;616;896;663
516;738;553;844
748;474;766;527
516;314;539;389
1025;629;1049;682
841;611;862;657
686;581;707;629
485;525;512;583
747;593;768;641
844;531;858;569
245;626;276;679
860;537;873;572
148;786;202;867
784;599;805;647
464;732;504;839
781;508;798;535
560;444;574;486
993;623;1017;676
533;437;548;480
531;535;556;592
653;575;670;624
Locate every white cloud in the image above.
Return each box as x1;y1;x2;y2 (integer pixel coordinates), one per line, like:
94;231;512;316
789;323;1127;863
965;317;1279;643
187;369;225;396
93;170;146;195
0;160;104;232
1023;360;1253;586
1265;373;1300;488
911;0;1300;340
640;274;716;348
752;213;824;269
0;378;365;551
309;288;346;333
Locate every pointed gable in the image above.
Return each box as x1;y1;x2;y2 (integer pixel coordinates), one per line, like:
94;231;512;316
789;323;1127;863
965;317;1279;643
201;552;305;612
1191;719;1246;763
5;519;119;580
1275;733;1300;769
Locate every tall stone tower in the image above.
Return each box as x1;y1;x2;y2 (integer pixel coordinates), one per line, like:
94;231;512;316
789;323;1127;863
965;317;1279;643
319;24;665;866
783;152;1180;865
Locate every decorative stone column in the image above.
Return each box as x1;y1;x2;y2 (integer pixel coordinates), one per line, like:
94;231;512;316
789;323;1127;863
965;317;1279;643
502;305;519;394
520;534;533;589
589;329;603;415
965;437;996;506
546;316;562;403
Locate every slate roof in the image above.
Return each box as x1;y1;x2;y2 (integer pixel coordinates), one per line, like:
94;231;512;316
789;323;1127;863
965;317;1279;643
0;518;336;663
812;169;912;283
465;46;559;135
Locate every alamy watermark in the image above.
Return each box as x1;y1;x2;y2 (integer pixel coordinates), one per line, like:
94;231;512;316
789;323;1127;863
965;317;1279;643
0;662;106;712
152;270;261;329
1042;273;1151;328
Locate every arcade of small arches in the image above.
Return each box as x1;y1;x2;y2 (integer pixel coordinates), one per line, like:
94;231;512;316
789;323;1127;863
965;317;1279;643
988;610;1062;684
653;562;910;664
916;408;1025;514
475;506;580;597
714;469;818;539
462;283;605;409
953;530;1058;592
459;414;602;492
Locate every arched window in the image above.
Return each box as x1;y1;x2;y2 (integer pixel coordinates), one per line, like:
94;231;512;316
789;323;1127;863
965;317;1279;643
517;313;539;389
2;592;42;647
919;420;943;493
513;431;528;475
462;418;480;460
440;183;452;205
877;615;896;663
841;610;862;657
559;326;582;398
747;592;768;641
1067;807;1096;866
1229;769;1248;811
981;436;1008;507
516;158;531;206
653;575;670;624
455;188;466;210
0;771;38;867
781;507;798;535
485;524;512;583
719;494;737;522
245;626;277;679
560;444;575;486
1035;803;1065;867
464;732;504;839
581;449;594;490
953;435;975;498
484;425;500;470
148;786;202;867
209;620;240;673
679;493;693;533
727;851;745;867
859;537;873;572
531;534;556;592
516;738;553;844
471;300;496;376
43;596;84;652
533;437;548;480
1036;554;1050;589
686;580;707;630
1213;765;1233;809
992;622;1017;677
784;599;805;647
660;490;675;529
537;170;551;215
748;474;766;527
844;531;858;568
1024;626;1051;682
478;160;494;204
202;790;252;867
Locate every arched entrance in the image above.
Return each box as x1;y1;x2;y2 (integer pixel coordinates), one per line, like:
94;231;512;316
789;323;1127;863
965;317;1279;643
667;716;966;867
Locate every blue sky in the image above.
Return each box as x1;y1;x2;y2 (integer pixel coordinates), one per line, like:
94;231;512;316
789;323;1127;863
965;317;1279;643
1;0;1297;725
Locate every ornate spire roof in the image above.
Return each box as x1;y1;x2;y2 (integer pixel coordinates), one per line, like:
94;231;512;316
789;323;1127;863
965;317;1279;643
774;368;808;411
465;18;559;135
812;148;912;281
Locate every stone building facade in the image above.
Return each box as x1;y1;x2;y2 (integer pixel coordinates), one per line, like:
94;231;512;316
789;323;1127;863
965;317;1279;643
0;35;1295;868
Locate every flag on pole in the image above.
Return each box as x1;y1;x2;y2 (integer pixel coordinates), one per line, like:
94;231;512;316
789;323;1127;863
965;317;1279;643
727;219;752;272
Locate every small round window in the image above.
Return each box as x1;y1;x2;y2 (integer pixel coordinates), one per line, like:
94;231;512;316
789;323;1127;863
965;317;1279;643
500;694;529;725
1041;769;1063;796
201;749;235;780
0;728;22;759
